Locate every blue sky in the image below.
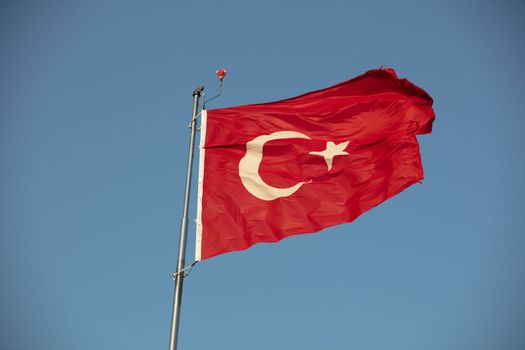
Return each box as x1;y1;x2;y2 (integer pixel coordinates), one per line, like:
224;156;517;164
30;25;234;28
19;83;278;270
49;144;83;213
1;1;524;349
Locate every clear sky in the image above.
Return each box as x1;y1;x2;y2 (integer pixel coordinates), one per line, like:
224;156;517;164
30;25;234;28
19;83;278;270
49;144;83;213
1;1;524;349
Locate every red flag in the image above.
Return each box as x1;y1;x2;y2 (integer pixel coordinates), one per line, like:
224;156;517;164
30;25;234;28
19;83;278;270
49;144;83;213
195;68;434;261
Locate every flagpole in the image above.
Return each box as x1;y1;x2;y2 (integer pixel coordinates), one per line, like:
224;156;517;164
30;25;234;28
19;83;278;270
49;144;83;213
169;85;204;350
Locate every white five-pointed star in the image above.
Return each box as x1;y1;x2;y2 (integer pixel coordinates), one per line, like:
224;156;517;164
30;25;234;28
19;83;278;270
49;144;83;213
309;141;350;170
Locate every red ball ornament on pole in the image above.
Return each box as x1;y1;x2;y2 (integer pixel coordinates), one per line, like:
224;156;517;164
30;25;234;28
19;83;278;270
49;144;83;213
216;69;227;81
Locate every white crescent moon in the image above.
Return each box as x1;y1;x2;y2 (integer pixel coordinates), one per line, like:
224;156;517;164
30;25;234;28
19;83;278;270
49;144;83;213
239;131;311;201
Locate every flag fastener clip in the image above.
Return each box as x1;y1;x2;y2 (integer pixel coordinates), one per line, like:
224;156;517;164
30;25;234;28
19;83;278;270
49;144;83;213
172;261;199;280
188;110;203;129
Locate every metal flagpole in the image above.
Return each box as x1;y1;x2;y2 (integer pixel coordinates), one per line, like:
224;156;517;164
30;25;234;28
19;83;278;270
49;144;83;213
169;85;204;350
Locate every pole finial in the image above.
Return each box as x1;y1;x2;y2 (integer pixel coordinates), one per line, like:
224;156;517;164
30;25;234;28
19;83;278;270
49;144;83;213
193;85;204;97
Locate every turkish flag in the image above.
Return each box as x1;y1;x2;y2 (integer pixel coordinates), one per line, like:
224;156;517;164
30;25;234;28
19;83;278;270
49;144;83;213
195;68;434;260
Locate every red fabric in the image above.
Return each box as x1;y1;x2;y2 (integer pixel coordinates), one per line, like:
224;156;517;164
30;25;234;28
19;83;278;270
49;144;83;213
197;68;434;260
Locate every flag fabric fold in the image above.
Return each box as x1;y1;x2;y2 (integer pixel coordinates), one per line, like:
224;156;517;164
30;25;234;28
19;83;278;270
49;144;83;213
195;68;435;261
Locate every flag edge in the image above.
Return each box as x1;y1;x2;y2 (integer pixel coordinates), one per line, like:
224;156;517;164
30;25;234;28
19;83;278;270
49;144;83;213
195;109;207;261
